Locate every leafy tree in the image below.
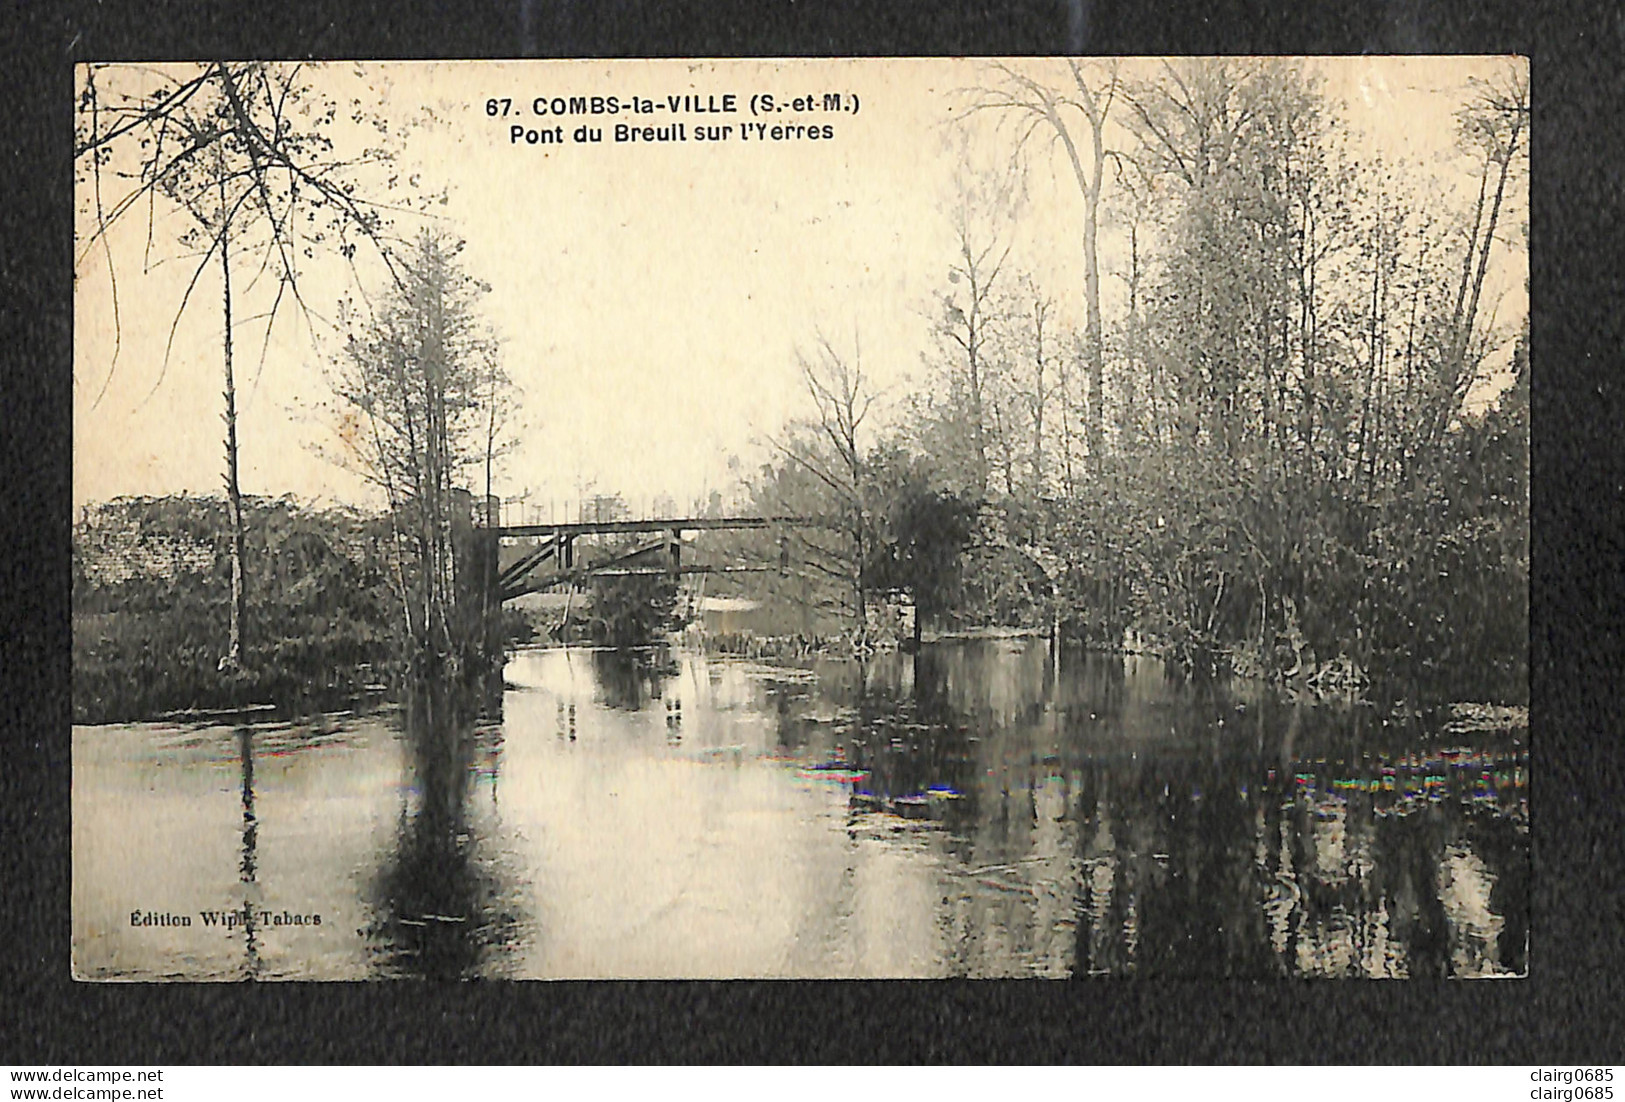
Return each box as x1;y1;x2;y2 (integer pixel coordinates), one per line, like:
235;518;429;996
586;574;681;648
864;447;980;646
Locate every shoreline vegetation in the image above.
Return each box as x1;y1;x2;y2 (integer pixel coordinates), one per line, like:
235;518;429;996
74;496;402;726
75;477;1528;722
72;486;1522;727
72;490;536;726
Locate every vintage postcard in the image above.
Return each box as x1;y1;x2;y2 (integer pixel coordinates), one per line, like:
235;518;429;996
73;57;1527;980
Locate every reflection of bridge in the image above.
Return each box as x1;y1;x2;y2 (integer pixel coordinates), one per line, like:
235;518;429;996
486;516;818;602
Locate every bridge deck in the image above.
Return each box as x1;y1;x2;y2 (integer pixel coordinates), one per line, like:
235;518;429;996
492;515;815;539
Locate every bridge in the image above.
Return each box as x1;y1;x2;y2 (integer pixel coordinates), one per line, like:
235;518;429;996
482;515;819;603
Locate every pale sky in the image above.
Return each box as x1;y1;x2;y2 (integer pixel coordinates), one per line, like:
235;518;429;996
73;57;1527;516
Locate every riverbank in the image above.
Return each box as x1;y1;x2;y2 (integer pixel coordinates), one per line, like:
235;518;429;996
73;606;399;725
919;625;1049;643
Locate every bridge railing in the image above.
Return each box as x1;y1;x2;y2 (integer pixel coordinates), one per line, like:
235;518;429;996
480;493;767;530
493;515;819;539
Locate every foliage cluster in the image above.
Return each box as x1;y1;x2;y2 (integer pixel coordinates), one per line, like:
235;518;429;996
585;573;683;648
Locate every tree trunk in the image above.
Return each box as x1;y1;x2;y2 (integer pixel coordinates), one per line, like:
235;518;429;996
482;369;498;655
1030;295;1047;492
967;293;988;495
1127;220;1147;446
1358;221;1381;495
1429;114;1520;454
220;196;246;670
1298;207;1318;471
1058;347;1073;495
1061;62;1111;473
1083;167;1105;471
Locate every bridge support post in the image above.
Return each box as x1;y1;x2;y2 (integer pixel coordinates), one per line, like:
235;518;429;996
478;528;500;614
450;488;502;667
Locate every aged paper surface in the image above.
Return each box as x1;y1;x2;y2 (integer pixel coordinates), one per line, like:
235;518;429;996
74;58;1527;980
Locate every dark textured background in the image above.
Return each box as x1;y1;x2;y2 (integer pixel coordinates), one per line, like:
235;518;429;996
4;0;1621;1064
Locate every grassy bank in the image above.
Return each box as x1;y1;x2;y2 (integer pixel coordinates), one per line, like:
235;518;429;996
73;496;402;725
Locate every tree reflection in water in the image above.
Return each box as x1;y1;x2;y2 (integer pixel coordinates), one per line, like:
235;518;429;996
591;647;680;711
336;640;1528;979
805;641;1528;978
236;724;261;980
365;676;525;979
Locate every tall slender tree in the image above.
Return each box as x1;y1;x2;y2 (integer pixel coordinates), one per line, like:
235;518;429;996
334;230;504;666
1425;61;1529;453
76;62;415;667
929;161;1020;496
975;59;1119;470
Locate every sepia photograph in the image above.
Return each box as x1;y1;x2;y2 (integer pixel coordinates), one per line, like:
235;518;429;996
72;56;1528;981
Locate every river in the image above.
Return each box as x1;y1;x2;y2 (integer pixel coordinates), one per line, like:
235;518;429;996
72;640;1528;979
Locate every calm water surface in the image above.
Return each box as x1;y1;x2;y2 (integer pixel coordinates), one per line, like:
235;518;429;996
73;641;1528;979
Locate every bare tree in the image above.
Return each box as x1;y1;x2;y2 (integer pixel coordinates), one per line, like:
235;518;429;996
798;335;877;638
993;275;1061;493
932;159;1020;496
974;59;1119;471
1426;60;1529;451
334;230;503;664
75;63;420;668
756;334;880;642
